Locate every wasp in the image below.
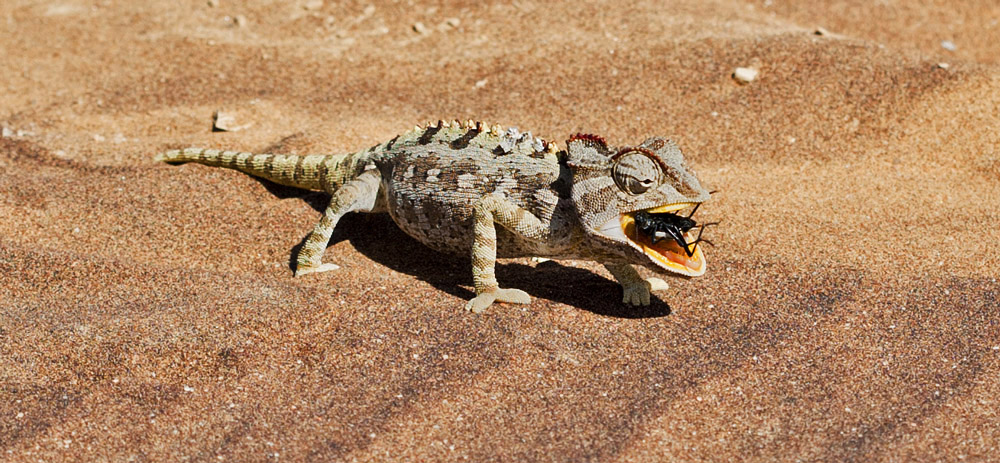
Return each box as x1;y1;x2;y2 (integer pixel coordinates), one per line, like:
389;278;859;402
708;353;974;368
634;203;717;257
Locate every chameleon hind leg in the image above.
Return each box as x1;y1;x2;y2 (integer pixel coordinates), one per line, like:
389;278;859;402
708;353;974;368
466;195;551;313
295;170;382;277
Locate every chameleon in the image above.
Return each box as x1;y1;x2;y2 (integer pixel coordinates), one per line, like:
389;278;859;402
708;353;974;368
155;120;712;312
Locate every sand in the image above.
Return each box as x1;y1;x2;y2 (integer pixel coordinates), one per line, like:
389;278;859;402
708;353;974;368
2;1;999;461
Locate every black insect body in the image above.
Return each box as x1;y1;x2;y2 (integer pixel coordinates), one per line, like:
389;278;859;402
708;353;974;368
634;205;717;257
634;211;693;244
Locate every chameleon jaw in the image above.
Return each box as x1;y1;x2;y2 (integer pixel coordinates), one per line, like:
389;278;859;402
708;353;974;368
598;203;707;277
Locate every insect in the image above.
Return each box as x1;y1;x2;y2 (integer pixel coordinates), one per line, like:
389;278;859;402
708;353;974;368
633;203;718;257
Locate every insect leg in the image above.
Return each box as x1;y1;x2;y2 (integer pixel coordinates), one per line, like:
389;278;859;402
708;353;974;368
683;222;719;256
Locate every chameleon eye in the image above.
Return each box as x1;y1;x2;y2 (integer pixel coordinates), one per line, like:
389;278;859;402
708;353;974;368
611;149;662;195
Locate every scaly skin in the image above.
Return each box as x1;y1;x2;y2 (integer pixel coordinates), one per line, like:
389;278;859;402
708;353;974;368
155;120;712;312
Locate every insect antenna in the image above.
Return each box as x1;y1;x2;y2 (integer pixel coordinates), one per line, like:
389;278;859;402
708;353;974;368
686;192;718;218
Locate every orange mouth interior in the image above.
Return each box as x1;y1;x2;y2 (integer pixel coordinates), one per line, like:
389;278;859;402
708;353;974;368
620;203;706;276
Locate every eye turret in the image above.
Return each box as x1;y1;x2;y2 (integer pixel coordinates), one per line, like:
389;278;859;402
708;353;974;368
611;148;662;195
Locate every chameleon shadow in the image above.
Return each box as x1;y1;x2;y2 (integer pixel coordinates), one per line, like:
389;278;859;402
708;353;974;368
318;213;673;319
249;179;671;318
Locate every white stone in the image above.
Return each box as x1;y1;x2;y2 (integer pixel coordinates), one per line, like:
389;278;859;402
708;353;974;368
212;110;253;132
733;67;758;84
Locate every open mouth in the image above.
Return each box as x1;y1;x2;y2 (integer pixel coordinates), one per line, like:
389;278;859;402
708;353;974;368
598;203;709;276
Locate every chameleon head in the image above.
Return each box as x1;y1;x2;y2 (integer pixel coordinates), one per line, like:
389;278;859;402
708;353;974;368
565;134;712;276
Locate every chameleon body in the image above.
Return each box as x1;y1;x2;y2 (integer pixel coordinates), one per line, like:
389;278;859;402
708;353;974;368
155;120;711;312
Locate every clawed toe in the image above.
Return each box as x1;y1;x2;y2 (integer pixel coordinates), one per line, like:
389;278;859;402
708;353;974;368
465;288;531;313
620;277;670;306
495;288;530;304
622;287;651;306
294;262;340;277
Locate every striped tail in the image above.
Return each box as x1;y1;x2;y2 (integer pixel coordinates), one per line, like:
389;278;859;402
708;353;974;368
155;148;358;192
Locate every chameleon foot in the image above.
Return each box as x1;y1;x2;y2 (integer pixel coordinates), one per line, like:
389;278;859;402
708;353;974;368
465;288;531;313
621;277;669;306
294;263;340;277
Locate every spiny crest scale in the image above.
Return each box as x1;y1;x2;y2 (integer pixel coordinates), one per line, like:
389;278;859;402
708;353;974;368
567;133;609;151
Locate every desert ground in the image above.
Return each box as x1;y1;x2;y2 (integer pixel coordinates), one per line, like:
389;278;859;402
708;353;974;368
2;0;999;461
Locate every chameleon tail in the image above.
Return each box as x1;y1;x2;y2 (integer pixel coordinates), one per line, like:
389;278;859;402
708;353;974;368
155;148;356;192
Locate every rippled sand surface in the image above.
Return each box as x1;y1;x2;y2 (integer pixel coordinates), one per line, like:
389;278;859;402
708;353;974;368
2;1;999;461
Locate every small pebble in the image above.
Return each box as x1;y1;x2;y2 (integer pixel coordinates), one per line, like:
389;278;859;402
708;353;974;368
303;0;323;11
1;127;12;137
213;112;233;131
733;67;758;84
814;27;829;36
207;0;218;7
941;40;957;51
234;15;247;27
212;110;253;132
445;17;460;28
413;22;428;35
936;62;950;69
475;78;487;88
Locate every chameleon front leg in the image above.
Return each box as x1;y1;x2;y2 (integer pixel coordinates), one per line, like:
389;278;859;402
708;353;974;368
295;170;381;277
603;263;669;306
466;195;551;313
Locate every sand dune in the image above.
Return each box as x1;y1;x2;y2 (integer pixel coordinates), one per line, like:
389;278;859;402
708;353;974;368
2;1;999;461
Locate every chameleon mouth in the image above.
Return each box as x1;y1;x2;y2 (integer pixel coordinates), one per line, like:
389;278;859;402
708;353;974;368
601;203;707;276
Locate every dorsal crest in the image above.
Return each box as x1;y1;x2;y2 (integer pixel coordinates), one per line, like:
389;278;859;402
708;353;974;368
568;133;607;146
567;133;612;156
